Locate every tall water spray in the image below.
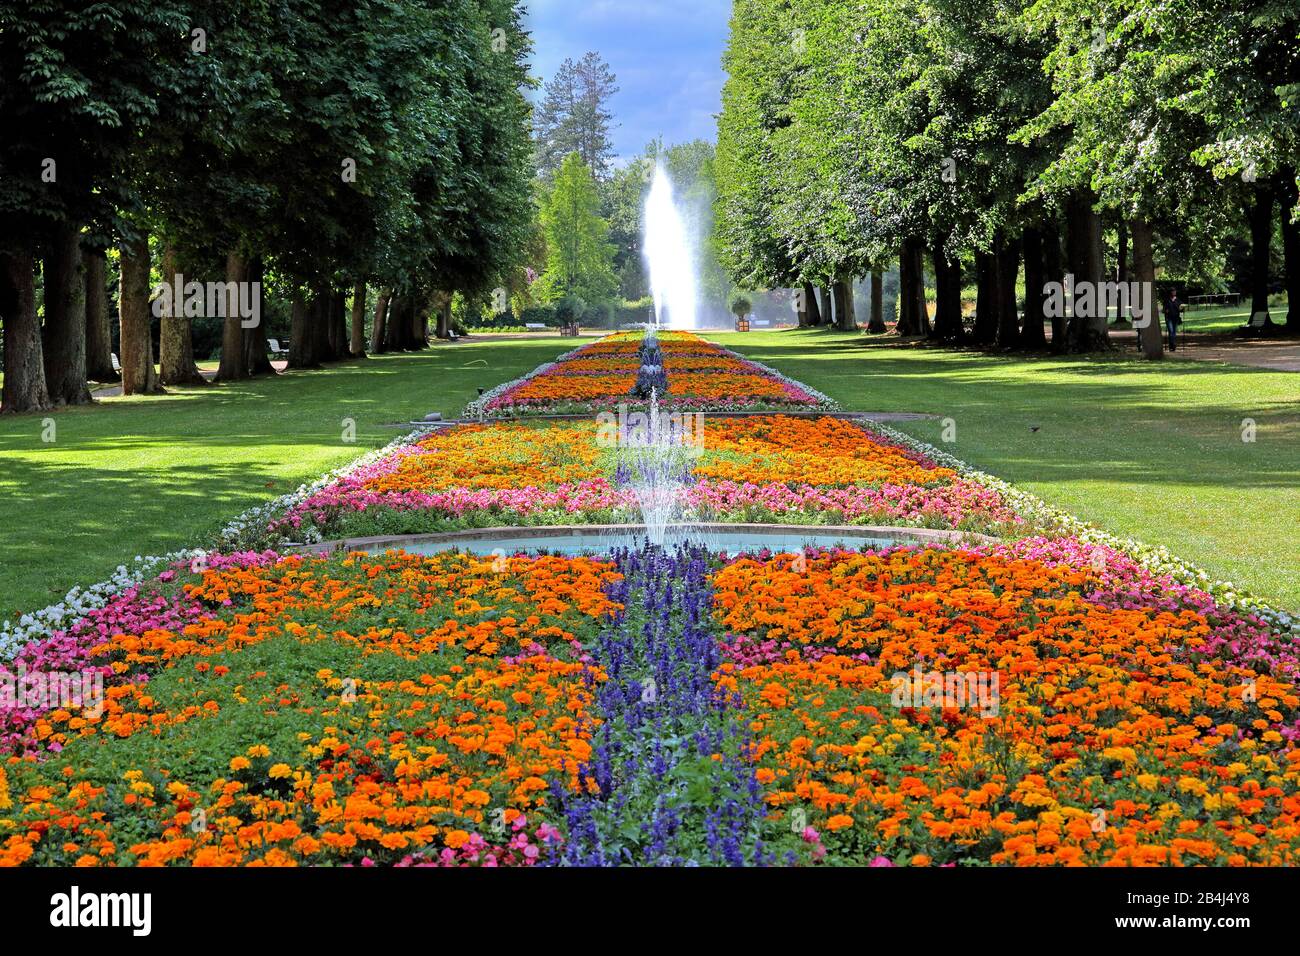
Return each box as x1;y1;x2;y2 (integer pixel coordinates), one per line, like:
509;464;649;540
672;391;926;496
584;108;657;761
642;165;698;329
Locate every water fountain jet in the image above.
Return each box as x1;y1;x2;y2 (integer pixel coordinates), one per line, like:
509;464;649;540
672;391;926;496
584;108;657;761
643;165;698;329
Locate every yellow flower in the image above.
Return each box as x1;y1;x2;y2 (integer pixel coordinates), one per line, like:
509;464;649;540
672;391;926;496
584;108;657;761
1135;774;1159;791
246;744;271;758
268;763;292;780
1102;747;1137;764
229;756;251;772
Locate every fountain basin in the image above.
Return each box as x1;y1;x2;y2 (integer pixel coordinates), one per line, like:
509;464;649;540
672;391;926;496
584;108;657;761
290;523;994;558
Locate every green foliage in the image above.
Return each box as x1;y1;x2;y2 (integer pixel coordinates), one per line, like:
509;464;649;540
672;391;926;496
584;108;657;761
0;0;537;301
713;0;1298;295
554;294;587;326
536;154;617;304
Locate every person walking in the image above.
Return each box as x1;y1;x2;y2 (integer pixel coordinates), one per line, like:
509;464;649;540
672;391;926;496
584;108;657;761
1163;289;1183;351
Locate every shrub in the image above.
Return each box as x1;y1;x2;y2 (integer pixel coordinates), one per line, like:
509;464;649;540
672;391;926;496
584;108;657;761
519;305;558;327
554;295;586;327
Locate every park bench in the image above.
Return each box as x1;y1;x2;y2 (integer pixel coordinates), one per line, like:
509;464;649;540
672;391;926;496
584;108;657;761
267;338;289;356
524;322;547;331
1188;293;1243;311
1246;311;1270;329
753;318;771;328
111;353;121;373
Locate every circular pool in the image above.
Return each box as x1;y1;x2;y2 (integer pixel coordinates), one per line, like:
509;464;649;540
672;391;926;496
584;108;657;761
292;523;993;558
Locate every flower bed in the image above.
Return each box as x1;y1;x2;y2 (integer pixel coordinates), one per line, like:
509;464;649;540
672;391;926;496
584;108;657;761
3;330;1297;868
0;551;619;866
467;329;836;417
711;545;1300;866
4;540;1297;867
263;415;1020;543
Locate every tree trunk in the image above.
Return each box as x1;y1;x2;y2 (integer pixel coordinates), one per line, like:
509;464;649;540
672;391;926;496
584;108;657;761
383;294;404;352
42;223;93;406
803;282;822;326
289;290;320;369
1116;219;1130;319
820;286;834;328
323;291;340;358
1020;226;1048;350
931;241;963;340
996;231;1021;349
83;247;118;382
1248;184;1275;326
1130;218;1163;360
216;250;249;380
1042;223;1066;352
350;280;368;356
327;289;347;359
158;244;207;385
370;289;391;353
833;279;857;331
795;284;811;326
243;259;274;376
310;287;335;360
391;293;409;349
118;236;164;395
435;293;451;341
1278;170;1300;331
904;239;931;337
1066;190;1108;349
897;244;915;335
973;250;998;344
1;250;52;413
895;240;929;336
866;269;885;333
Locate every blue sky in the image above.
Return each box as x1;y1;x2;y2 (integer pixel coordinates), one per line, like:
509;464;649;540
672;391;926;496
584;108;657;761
523;0;731;164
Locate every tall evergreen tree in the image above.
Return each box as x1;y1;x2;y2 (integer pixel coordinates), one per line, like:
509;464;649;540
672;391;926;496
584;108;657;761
534;52;618;180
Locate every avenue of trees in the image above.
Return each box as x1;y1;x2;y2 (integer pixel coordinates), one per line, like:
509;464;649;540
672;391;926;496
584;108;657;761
0;0;535;413
715;0;1300;358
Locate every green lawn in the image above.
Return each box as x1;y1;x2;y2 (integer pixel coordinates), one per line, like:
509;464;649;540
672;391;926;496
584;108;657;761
710;327;1300;610
0;339;573;620
1098;300;1289;336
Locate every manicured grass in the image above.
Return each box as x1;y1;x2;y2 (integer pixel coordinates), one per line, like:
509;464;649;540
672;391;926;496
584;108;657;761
709;327;1300;610
0;339;573;620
